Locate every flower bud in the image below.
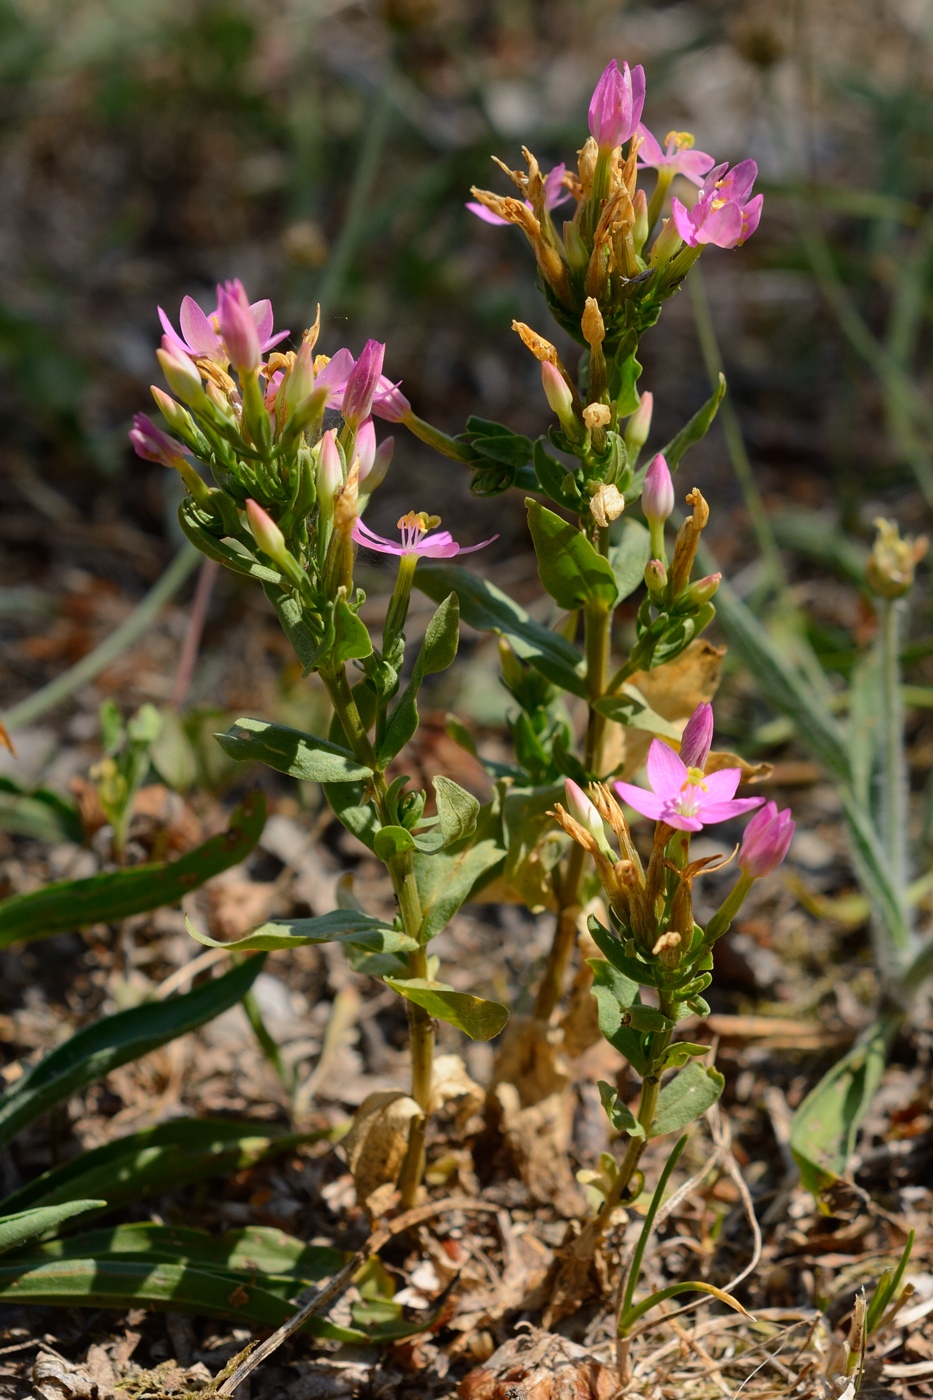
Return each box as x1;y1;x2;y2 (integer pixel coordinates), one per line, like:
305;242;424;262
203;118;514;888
867;517;928;598
371;375;411;423
739;801;795;878
364;435;394;495
581;297;605;350
156;340;205;406
649;215;683;269
562;220;590;271
355;418;376;481
129;413;186;468
246;498;287;564
317;429;343;513
563;779;610;852
642;453;674;525
679;702;713;771
342;340;386;429
150;386;194;439
623;391;653;456
645;558;667;597
541;361;579;437
281;339;316;417
588;58;646;149
217;279;261;376
681;572;721;606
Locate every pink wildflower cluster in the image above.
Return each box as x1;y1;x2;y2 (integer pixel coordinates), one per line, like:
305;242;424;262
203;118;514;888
468;57;761;255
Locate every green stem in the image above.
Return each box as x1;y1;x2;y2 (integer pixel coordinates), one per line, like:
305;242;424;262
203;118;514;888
531;599;611;1021
703;871;755;944
645;168;674;240
320;666;434;1204
382;553;418;664
879;597;911;949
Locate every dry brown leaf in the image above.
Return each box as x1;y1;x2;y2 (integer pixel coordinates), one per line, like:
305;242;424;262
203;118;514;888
492;1013;568;1107
613;639;726;778
459;1328;617;1399
342;1089;420;1209
706;750;773;782
433;1053;484;1126
494;1082;585;1213
0;718;15;756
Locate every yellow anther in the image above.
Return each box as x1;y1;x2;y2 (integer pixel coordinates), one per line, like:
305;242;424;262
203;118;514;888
665;130;695;151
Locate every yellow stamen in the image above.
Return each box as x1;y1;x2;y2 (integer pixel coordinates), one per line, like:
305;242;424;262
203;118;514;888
665;130;695;151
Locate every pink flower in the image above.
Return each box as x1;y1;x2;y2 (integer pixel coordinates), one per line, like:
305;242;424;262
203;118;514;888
129;413;187;468
341;340;385;429
466;164;571;226
371;374;411;422
216;279;261;375
614;738;764;832
314;347;356;408
588;60;646;148
671;160;762;249
636;125;715;186
352;511;498;559
679;702;713;770
157;286;289;366
739;801;795;878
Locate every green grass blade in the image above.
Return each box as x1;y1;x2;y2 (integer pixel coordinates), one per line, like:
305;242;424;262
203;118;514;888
0;793;266;949
1;1118;329;1215
620;1134;687;1320
0;957;266;1147
0;1202;106;1256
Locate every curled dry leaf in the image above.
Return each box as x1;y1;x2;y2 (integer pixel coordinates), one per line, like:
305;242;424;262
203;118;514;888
609;639;725;778
433;1053;484;1126
342;1089;421;1210
706;750;773;782
458;1327;617;1400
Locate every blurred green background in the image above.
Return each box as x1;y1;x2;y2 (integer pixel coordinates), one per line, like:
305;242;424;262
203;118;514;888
0;0;931;611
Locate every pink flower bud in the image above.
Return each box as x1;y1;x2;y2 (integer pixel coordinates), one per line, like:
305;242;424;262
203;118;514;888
642;453;674;525
217;279;261;375
361;435;394;497
540;361;578;435
129;413;186;468
679;702;713;770
356;419;376;481
372;374;411;423
150;386;192;437
564;779;606;846
633;188;649;252
317;429;343;511
624;391;653;455
649;216;683;269
588;59;646;149
739;801;795;878
342;340;386;429
682;572;722;606
246;498;286;563
282;339;316;416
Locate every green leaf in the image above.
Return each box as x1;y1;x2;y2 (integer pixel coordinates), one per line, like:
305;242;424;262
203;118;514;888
659;373;726;473
661;1042;711;1069
323;779;380;852
0;1203;106;1257
333;594;373;663
594;685;682;738
587;919;661;987
16;1222;342;1283
533;439;581;511
650;1061;724;1137
790;1015;892;1195
186;910;416;955
432;776;479;847
420;592;460;675
263;580;324;675
597;1081;645;1139
609;521;651;601
463;417;534;468
373;825;416;861
526;499;618;611
0;778;82;844
384;978;508;1041
1;1119;328;1216
416;564;587;698
614;350;643;417
413;799;506;939
0;794;266;951
0;957;265;1148
217;718;372;783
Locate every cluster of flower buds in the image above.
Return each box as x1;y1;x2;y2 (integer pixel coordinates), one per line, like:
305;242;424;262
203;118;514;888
866;517;928;599
552;704;794;974
469;57;762;361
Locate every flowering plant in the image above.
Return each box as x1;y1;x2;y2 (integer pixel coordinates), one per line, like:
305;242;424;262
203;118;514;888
130;54;788;1278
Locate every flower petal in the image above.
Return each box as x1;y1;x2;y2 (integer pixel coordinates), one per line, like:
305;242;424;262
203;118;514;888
456;533;500;554
613;781;667;821
466;201;508;226
635;123;665;166
352;519;404;555
698;201;744;248
179;296;222;359
660;810;705;832
677;149;716;185
646;739;688;798
700;768;741;801
697;796;765;824
670;197;698;246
